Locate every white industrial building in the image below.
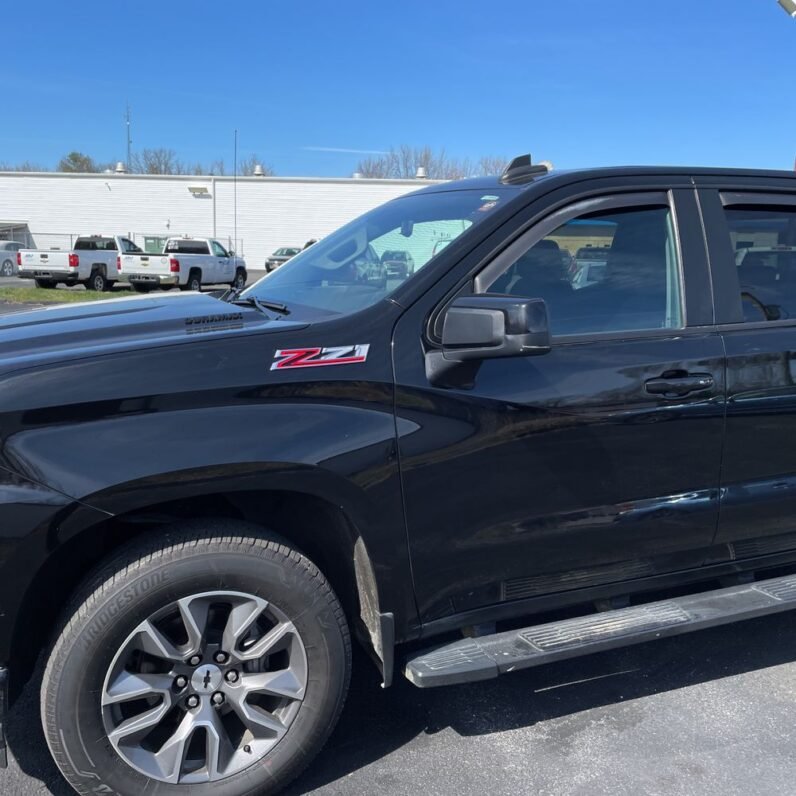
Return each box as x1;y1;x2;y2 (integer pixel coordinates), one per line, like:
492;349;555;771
0;170;433;268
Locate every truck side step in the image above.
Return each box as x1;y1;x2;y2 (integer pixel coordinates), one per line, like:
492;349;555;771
404;572;796;688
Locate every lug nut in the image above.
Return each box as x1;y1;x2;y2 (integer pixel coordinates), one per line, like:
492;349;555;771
211;692;225;706
174;675;188;689
187;654;202;666
186;694;200;709
214;651;229;664
224;670;239;684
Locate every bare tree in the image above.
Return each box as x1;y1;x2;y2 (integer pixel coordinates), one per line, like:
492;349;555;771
477;155;510;176
0;160;49;172
237;154;274;176
130;148;182;175
356;146;507;179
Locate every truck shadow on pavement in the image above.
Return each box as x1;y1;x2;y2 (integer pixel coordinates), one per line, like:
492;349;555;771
7;611;796;795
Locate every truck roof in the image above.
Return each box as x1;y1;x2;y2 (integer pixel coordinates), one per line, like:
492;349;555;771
408;165;796;197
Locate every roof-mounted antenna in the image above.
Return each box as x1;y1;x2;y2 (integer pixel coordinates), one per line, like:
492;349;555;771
500;154;552;185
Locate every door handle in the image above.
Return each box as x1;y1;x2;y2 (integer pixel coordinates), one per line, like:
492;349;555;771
644;373;714;397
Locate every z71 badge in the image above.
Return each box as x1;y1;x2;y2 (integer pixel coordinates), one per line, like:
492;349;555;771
271;345;370;370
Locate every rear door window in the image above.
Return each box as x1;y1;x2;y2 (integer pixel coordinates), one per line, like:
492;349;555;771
723;205;796;322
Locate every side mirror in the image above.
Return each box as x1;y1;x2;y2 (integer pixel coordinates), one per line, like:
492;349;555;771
426;295;550;387
441;295;551;361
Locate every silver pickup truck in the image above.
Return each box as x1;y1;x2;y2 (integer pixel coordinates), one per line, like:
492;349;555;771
17;235;140;291
118;237;247;292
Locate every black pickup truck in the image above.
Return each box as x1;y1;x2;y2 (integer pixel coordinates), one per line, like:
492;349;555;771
3;156;796;795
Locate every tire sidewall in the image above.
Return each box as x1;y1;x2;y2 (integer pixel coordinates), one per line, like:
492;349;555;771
89;270;108;292
45;542;348;796
1;259;12;276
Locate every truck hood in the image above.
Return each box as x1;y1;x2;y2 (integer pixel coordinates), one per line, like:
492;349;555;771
0;291;306;372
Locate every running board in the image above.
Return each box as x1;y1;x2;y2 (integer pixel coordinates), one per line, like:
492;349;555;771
405;572;796;688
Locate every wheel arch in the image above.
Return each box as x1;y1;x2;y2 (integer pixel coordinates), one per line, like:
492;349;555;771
10;478;397;695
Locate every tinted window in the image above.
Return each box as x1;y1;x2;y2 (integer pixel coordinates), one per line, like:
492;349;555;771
483;205;682;336
724;206;796;322
166;239;210;255
211;240;229;257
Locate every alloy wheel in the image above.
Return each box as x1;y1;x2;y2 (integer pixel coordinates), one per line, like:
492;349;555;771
101;590;308;784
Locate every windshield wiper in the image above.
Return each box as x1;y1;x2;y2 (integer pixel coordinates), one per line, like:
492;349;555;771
230;294;291;316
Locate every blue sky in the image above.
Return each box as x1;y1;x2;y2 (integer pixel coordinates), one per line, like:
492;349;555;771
3;0;794;176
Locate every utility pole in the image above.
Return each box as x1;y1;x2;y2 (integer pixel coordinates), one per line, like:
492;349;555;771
233;129;238;255
125;103;132;172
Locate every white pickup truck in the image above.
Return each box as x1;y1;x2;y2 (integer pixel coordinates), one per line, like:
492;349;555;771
118;237;247;292
17;235;141;291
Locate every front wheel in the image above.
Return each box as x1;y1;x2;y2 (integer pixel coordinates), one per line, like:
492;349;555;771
1;259;13;277
42;521;351;796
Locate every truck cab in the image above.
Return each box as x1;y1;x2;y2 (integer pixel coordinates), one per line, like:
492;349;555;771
17;234;137;290
118;236;247;291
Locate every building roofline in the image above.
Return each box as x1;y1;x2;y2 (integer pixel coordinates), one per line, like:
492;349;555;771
0;170;444;186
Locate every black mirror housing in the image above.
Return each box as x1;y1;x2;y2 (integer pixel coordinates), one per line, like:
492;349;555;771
441;295;551;361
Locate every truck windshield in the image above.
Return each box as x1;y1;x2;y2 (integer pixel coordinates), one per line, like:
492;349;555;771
242;188;512;318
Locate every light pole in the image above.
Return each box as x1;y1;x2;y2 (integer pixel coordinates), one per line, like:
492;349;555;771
779;0;796;18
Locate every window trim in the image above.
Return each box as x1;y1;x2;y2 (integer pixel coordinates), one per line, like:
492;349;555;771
466;191;688;341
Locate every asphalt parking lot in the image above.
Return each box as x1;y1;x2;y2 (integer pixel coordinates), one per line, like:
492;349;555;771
4;613;796;796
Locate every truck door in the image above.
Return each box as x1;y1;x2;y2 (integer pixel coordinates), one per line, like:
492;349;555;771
698;182;796;561
211;240;232;283
392;185;727;625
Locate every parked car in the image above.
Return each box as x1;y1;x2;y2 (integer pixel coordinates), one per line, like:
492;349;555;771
381;249;415;278
17;235;137;290
0;242;23;277
118;236;247;292
265;247;301;272
5;158;796;796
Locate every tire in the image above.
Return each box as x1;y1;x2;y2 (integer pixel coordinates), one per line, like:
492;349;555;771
87;269;109;292
41;520;351;796
34;278;57;289
180;270;202;292
230;268;247;290
133;284;153;293
1;259;13;277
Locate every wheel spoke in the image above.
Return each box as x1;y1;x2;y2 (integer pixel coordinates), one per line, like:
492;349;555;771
108;698;172;745
205;707;236;779
102;671;173;706
239;668;306;701
153;710;196;783
236;618;295;662
221;596;268;657
227;693;288;739
136;620;185;663
176;596;211;657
